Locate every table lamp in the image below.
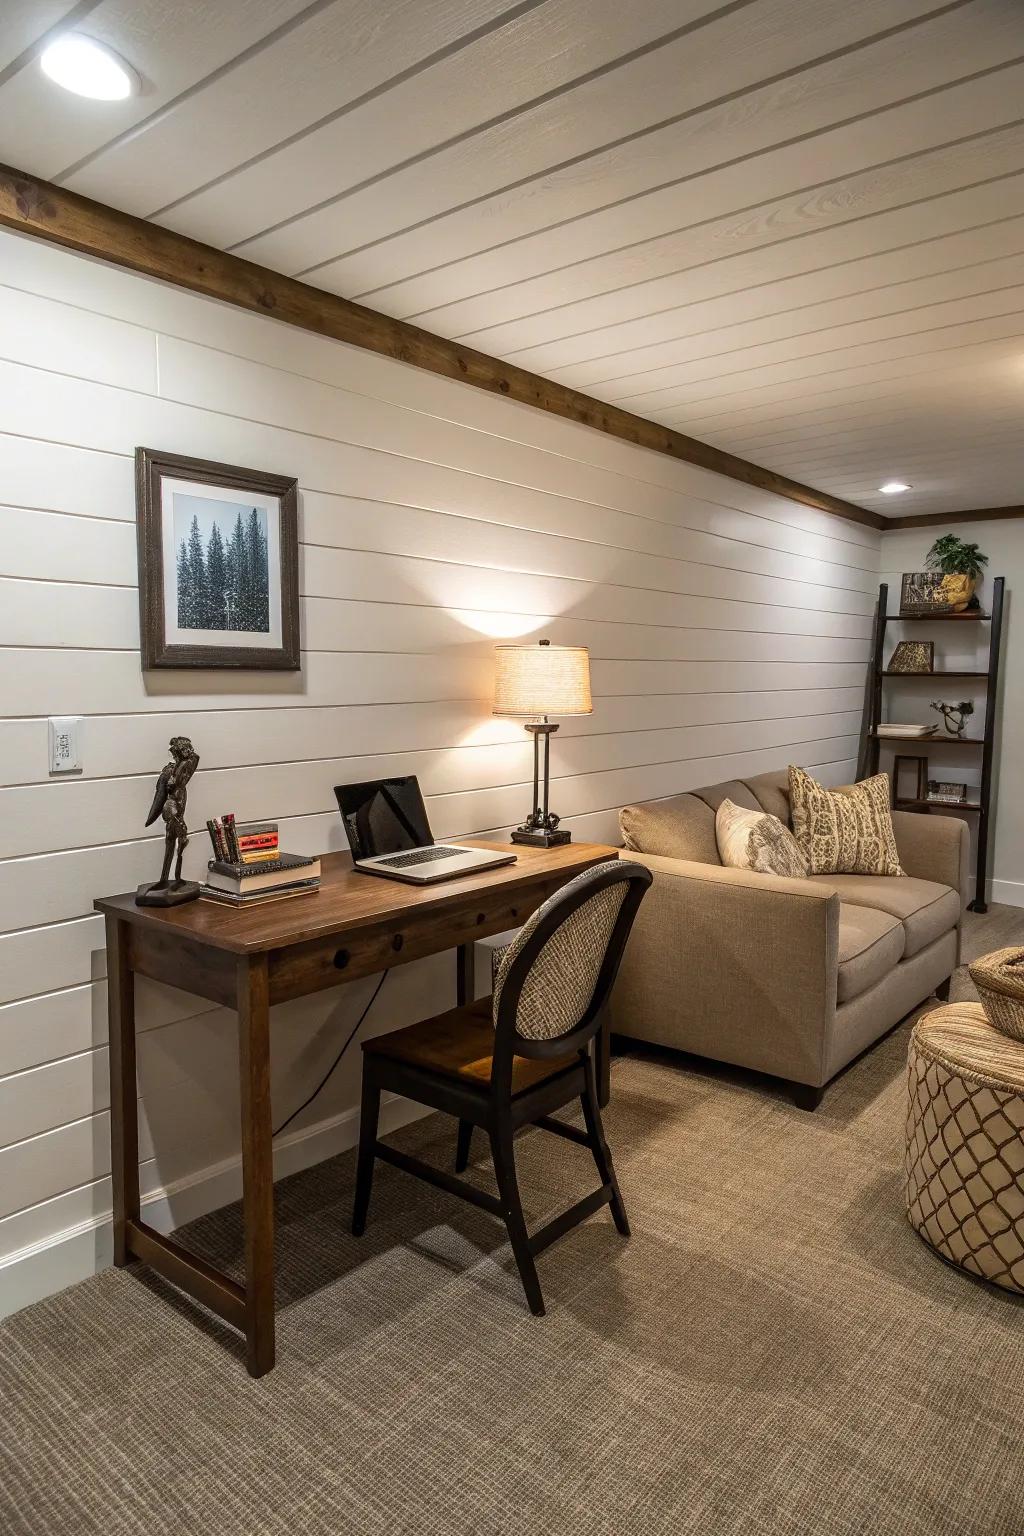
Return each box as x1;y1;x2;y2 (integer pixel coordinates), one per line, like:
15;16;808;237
493;639;592;846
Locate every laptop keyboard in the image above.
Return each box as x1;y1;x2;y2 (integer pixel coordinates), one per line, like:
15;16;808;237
375;846;466;870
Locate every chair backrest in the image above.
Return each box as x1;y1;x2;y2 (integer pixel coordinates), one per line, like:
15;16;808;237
491;859;652;1079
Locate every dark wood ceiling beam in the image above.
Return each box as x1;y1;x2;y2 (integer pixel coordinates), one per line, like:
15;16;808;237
884;506;1024;530
0;162;883;533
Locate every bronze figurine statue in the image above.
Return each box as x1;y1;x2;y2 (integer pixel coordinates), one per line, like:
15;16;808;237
136;735;201;907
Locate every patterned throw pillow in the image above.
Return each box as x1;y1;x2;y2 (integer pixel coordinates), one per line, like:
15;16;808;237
788;766;904;877
715;799;809;879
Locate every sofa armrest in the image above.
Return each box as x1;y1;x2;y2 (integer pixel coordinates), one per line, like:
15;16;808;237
891;811;970;907
610;854;840;1087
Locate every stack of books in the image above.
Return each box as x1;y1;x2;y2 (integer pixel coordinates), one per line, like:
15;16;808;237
201;818;321;907
875;723;938;740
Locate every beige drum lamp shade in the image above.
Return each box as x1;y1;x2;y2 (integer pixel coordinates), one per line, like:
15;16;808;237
493;641;592;719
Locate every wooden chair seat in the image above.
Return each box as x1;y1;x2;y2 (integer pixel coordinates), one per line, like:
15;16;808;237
364;996;577;1094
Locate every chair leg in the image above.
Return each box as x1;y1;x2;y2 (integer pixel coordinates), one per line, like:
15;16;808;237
455;1118;474;1173
581;1049;630;1238
488;1124;545;1317
352;1075;381;1237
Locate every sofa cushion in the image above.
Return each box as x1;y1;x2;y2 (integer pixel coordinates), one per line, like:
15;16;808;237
716;798;808;879
742;769;791;826
837;904;905;1003
808;874;960;959
789;766;903;877
621;793;720;863
690;779;763;814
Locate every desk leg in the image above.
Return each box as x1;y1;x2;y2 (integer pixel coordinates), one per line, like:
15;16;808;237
238;956;275;1378
456;943;471;1007
105;916;139;1267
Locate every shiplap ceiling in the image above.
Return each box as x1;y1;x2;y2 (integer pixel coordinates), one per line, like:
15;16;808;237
6;0;1024;518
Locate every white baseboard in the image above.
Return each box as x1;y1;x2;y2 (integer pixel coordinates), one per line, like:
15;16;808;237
0;1093;428;1321
988;878;1024;910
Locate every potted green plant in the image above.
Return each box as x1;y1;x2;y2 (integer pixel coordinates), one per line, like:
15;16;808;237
925;535;988;610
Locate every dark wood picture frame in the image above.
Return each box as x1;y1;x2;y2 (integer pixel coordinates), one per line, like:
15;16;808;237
893;755;929;804
136;447;299;670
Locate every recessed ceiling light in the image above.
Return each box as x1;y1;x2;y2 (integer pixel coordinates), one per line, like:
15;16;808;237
40;35;138;100
879;481;912;495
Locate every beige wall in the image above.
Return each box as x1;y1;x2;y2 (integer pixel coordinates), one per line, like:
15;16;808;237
880;522;1020;906
0;229;878;1311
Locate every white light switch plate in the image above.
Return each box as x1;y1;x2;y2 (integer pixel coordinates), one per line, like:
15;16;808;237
49;717;83;774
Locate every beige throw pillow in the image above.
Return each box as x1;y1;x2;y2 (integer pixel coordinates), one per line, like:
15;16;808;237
715;798;809;879
788;765;904;877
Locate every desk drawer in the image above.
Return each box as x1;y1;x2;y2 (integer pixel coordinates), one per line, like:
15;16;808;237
267;879;561;1003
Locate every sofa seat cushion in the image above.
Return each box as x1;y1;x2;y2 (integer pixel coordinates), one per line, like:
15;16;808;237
837;904;906;1003
808;874;959;959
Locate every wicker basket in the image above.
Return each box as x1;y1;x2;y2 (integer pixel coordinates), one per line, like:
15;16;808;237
969;947;1024;1042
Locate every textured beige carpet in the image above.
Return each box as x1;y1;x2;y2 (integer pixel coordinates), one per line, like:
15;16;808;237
3;910;1024;1535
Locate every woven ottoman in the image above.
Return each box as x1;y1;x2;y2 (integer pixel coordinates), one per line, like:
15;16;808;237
905;1002;1024;1294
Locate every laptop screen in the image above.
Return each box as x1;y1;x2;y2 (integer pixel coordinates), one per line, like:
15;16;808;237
335;776;434;860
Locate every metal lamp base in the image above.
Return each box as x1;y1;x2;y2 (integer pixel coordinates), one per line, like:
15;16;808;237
511;827;571;848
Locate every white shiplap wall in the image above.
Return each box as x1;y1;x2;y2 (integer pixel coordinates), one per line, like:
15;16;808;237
0;228;879;1313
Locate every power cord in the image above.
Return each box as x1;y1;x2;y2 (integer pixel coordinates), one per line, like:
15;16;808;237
272;970;389;1138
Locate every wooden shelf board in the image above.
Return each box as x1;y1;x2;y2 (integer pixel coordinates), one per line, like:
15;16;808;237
885;612;990;622
872;734;983;745
881;670;989;678
895;799;981;811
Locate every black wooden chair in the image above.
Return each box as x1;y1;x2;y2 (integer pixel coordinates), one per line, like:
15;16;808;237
352;858;653;1315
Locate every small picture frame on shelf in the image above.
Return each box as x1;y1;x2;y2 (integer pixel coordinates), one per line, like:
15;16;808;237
900;572;956;616
926;781;968;805
889;640;934;674
893;755;928;804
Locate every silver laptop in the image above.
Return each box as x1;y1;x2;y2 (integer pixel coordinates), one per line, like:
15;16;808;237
335;776;516;885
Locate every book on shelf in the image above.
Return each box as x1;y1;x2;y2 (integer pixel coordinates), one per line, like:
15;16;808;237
876;724;938;739
206;852;321;893
199;880;320;907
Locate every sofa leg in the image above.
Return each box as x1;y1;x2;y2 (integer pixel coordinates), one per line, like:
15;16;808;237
935;977;951;1003
791;1082;824;1112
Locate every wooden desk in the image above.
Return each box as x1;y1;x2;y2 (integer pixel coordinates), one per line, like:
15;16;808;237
95;839;618;1376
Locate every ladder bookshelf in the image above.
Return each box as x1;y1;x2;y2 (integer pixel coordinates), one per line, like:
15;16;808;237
858;576;1005;914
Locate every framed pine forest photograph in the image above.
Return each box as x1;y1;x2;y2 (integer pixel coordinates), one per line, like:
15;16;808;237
136;448;299;670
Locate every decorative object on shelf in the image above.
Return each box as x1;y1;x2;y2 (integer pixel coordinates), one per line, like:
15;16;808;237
493;639;592;847
889;640;934;674
969;948;1024;1042
135;447;299;670
925;534;988;612
900;571;959;615
926;781;967;804
931;700;974;738
893;756;928;803
136;735;201;907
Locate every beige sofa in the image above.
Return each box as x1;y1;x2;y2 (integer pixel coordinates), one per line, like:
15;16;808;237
610;769;969;1108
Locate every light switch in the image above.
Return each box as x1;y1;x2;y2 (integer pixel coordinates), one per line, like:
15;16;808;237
49;717;83;774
